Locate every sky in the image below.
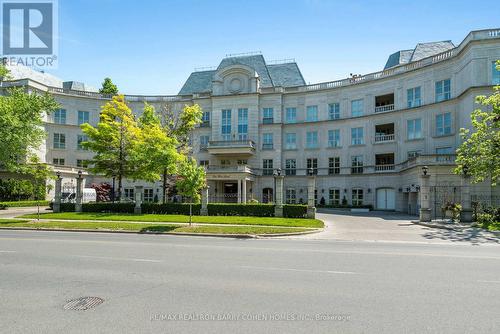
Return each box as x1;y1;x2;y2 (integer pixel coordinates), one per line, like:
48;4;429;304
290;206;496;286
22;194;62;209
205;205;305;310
50;0;500;95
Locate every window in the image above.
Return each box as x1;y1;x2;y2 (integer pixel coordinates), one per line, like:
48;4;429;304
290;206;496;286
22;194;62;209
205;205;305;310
78;111;89;125
436;147;453;155
285;159;296;175
352;188;364;206
220;159;230;167
351;99;364;117
306;158;318;175
262;133;273;149
53;133;66;149
77;134;88;150
76;159;90;168
407;150;421;159
238;108;248;140
351;155;363;174
351;127;364;145
200;135;209;150
237;159;247;165
329;189;340;206
407;87;421;108
54;109;66;124
199;160;209;167
286;189;296;204
436;147;454;162
201;111;210;127
306;131;318;148
435;79;451;102
124;188;134;201
328;157;340;175
328;103;340;120
285;133;297;150
436;112;452;136
53;158;65;166
328;129;340;147
493;61;500;85
221;109;231;141
144;188;154;202
285;107;296;123
263;159;273;175
306;105;318;122
407;119;422;140
263;108;274;124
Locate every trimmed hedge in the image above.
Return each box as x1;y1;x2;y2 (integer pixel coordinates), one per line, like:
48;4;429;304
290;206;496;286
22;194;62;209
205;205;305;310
49;202;310;218
207;203;275;217
317;204;374;210
0;200;50;208
283;205;308;218
142;203;201;215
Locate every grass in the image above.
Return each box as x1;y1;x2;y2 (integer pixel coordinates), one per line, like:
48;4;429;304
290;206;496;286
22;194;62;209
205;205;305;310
0;219;312;235
19;212;324;228
0;200;50;208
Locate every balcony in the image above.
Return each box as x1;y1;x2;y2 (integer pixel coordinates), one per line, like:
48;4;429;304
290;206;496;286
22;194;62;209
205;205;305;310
375;93;395;113
200;121;210;128
375;123;395;143
262;117;274;124
262;143;274;150
375;153;395;172
207;140;256;156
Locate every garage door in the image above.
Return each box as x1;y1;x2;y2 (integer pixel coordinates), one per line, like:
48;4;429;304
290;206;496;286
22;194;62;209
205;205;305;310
377;188;395;210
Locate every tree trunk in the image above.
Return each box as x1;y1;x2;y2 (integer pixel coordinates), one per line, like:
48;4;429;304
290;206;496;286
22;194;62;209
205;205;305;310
189;202;192;226
162;168;167;204
117;175;122;202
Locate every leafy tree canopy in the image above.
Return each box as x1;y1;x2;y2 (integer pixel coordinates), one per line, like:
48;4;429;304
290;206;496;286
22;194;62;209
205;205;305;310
99;77;119;95
176;158;206;203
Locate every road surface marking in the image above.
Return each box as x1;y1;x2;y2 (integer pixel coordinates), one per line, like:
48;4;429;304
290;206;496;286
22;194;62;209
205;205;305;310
477;280;500;284
73;255;162;263
0;250;16;253
239;265;358;275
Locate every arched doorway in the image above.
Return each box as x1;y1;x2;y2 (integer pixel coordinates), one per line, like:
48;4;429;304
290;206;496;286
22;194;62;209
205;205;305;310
262;188;273;203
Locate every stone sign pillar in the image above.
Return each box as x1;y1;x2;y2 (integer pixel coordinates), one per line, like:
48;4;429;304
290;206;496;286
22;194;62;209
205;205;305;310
200;186;209;216
460;173;473;223
75;171;83;213
53;173;62;213
419;167;431;222
134;185;143;214
307;173;316;219
274;175;284;217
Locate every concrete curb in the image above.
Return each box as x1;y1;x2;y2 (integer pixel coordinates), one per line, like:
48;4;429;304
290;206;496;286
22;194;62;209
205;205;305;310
412;221;500;236
0;226;323;239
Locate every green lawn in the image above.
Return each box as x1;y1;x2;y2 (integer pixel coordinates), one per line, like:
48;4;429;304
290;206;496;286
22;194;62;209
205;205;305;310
0;219;312;235
19;212;323;228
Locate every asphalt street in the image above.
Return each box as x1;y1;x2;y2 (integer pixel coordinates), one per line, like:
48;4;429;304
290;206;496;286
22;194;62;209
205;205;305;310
1;229;499;334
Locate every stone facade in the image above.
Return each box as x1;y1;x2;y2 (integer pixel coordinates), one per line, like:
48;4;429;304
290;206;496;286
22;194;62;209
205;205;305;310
2;29;500;217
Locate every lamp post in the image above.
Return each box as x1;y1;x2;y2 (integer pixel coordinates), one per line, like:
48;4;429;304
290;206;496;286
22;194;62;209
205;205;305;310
274;168;284;217
419;166;431;222
273;168;281;203
35;165;42;221
54;171;62;213
76;170;83;212
307;167;316;218
460;164;473;223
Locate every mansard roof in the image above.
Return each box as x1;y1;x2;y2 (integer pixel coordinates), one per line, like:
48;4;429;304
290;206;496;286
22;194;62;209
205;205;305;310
384;41;455;69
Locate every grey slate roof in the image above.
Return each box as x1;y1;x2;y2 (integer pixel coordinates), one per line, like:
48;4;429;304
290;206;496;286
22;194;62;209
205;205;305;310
268;63;306;87
384;41;455;69
178;55;305;95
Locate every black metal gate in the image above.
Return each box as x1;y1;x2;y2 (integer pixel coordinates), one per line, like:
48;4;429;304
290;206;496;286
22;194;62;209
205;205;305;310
430;184;462;219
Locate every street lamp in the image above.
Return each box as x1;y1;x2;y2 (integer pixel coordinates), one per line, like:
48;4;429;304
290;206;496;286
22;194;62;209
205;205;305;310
77;170;83;179
307;167;314;176
273;168;282;203
56;171;61;179
422;166;429;176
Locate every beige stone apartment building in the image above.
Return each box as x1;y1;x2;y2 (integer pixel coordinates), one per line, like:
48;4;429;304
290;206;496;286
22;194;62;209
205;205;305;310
2;28;500;217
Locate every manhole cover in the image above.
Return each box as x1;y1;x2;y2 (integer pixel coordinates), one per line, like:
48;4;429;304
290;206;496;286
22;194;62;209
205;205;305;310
63;297;104;311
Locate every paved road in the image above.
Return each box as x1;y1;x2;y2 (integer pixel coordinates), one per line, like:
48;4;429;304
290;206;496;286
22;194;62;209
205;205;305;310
1;230;499;333
0;206;49;219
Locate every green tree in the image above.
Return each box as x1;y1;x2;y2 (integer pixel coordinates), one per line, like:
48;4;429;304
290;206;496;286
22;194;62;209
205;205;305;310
81;95;141;200
0;65;59;172
176;158;206;224
156;102;203;203
99;77;119;95
455;60;500;185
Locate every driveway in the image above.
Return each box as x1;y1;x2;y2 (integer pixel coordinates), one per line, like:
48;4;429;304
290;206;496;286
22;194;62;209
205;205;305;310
0;206;50;219
294;209;500;245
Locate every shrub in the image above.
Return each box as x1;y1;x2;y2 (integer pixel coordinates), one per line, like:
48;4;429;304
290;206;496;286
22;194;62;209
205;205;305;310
0;203;6;210
82;203;134;213
0;200;50;208
317;204;374;210
283;205;307;218
477;213;495;229
142;203;200;215
207;203;274;217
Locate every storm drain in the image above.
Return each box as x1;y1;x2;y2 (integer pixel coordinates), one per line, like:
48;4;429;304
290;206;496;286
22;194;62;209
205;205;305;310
63;297;104;311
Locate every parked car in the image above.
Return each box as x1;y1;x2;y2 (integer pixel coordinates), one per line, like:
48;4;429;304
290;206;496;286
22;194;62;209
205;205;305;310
54;188;97;204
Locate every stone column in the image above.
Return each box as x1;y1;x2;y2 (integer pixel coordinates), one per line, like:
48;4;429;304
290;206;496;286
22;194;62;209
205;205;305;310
307;175;316;218
200;186;209;215
419;174;431;222
53;174;62;213
274;175;284;217
134;185;143;214
460;174;473;223
75;173;83;213
237;179;241;204
242;179;247;204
